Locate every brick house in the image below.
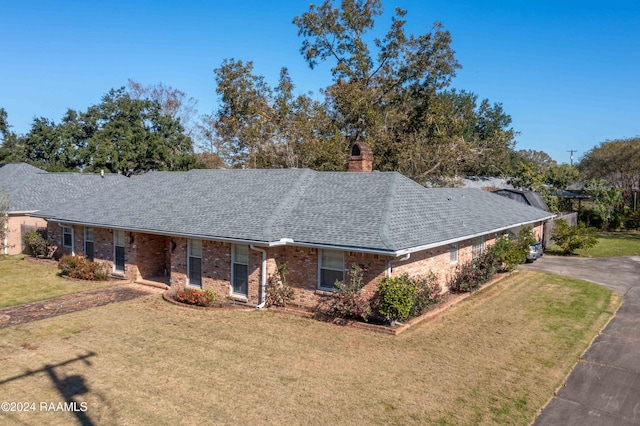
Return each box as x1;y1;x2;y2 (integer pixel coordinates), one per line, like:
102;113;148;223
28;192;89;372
35;145;554;309
0;163;124;255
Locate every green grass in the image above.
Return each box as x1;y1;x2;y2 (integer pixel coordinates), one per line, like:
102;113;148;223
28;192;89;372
0;270;619;425
0;255;117;308
546;231;640;257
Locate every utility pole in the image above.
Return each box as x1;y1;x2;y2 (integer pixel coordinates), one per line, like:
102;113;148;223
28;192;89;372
567;150;578;166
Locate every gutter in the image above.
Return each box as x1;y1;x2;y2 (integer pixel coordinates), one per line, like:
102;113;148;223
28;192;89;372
40;214;555;259
386;253;410;278
392;215;556;257
249;245;267;309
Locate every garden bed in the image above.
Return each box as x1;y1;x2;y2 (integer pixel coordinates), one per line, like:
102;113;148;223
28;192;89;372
162;289;254;312
275;271;514;335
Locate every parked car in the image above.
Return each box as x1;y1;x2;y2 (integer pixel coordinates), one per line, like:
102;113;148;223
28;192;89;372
527;242;544;262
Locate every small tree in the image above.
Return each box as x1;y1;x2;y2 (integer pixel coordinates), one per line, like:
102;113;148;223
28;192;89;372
0;192;8;255
551;219;598;255
23;230;48;257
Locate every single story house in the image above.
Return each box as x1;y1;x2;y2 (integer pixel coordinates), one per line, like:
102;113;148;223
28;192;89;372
33;145;555;309
0;163;124;255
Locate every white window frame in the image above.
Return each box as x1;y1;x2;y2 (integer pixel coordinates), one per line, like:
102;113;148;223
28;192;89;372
187;239;202;288
472;236;485;259
317;249;345;291
231;244;249;297
113;230;125;273
449;242;458;264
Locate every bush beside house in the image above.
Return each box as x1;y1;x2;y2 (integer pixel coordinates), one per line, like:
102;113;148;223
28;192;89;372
58;255;109;281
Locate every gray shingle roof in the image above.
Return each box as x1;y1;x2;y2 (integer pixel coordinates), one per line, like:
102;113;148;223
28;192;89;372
34;169;554;254
0;163;125;212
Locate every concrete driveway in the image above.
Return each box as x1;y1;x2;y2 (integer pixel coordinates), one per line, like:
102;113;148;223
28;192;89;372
521;255;640;425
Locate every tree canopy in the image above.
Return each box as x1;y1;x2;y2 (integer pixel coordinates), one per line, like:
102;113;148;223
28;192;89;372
578;137;640;205
0;89;200;174
2;0;528;182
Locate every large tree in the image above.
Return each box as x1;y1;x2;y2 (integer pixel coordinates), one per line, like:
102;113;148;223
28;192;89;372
82;88;199;173
127;79;199;138
293;0;516;181
0;89;200;173
210;60;345;170
0;108;24;164
578;137;640;206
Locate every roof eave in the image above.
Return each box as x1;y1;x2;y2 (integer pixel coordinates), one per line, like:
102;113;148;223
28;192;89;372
393;215;556;257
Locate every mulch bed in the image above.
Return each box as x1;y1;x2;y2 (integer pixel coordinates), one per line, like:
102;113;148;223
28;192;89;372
162;290;255;312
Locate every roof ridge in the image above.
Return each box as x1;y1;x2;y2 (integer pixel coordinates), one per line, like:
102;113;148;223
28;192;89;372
378;172;401;250
262;169;315;242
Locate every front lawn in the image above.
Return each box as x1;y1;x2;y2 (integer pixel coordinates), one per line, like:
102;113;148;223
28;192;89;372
0;270;618;425
0;255;117;308
546;231;640;257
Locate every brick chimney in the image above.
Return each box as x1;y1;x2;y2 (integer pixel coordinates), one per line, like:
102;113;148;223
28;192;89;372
348;142;373;172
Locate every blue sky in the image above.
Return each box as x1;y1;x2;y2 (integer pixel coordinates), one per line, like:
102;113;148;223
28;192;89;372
1;0;638;164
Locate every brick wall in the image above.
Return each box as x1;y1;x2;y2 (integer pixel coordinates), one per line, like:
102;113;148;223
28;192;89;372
133;232;169;280
47;223;138;280
43;220;546;308
169;239;262;304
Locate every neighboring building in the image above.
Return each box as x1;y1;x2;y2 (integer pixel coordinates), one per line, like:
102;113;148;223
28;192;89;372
34;144;554;309
461;176;514;191
493;188;550;212
0;163;124;255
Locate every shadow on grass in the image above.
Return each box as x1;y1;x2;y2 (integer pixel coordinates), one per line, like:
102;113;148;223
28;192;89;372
0;351;96;425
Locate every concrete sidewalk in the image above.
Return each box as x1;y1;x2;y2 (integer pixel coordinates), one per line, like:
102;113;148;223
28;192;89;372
522;256;640;425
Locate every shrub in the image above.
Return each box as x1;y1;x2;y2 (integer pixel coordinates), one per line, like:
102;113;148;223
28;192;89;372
625;210;640;230
377;275;416;322
328;263;371;321
491;235;524;271
58;255;109;281
551;219;598;255
409;272;441;317
175;287;218;307
517;226;536;254
448;249;499;293
265;264;294;307
23;229;56;258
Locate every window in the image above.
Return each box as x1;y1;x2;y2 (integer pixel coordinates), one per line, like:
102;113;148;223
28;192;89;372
318;249;344;291
232;244;248;297
188;239;202;288
472;236;485;259
85;227;94;261
114;230;125;273
449;243;458;264
62;226;73;248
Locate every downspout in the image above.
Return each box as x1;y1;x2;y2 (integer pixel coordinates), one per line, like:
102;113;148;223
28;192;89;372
249;245;267;309
386;253;410;278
